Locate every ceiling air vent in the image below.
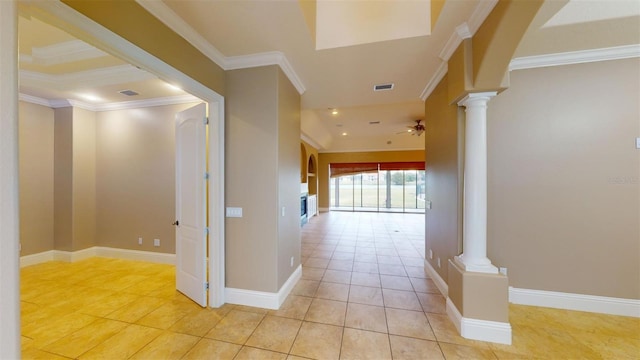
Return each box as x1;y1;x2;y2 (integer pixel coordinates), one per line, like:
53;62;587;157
374;83;394;91
119;89;139;96
369;121;380;125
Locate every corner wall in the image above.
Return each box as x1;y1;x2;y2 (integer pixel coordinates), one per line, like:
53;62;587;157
19;101;54;256
423;75;463;284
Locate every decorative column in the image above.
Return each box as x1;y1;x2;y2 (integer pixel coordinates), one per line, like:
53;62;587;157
455;92;498;274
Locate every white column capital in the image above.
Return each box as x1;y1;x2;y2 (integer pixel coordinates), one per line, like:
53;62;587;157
457;91;498;108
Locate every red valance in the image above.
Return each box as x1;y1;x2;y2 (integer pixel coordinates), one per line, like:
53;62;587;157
329;162;425;177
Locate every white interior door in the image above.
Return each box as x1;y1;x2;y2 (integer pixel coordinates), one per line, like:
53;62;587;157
175;103;207;307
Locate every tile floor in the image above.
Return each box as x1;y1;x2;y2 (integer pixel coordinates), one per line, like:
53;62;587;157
21;212;639;359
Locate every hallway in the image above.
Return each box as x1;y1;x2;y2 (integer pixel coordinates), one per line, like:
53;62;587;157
20;212;639;359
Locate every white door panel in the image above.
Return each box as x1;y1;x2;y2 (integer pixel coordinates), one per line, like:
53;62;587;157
175;103;207;307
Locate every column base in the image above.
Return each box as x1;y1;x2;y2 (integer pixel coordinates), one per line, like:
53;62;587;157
446;297;512;345
454;254;499;274
447;259;511;344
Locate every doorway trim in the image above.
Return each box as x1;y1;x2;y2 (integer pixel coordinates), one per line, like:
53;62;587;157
22;1;226;307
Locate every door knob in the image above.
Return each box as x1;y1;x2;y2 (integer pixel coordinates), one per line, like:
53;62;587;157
172;220;179;226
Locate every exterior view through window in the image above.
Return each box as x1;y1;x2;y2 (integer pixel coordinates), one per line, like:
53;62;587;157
330;163;425;213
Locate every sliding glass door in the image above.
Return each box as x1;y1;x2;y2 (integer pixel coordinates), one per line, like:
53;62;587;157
330;164;426;213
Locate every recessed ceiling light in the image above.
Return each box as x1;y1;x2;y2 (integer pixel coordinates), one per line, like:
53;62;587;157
166;83;182;91
329;108;338;115
341;132;348;136
78;94;101;102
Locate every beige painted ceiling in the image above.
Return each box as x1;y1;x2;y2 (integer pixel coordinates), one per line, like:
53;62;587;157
18;0;640;152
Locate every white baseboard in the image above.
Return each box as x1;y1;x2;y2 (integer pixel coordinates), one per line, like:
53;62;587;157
225;265;302;310
95;247;175;264
53;247;97;262
20;246;176;267
446;297;512;345
509;287;640;318
318;207;330;213
424;259;448;296
20;250;55;268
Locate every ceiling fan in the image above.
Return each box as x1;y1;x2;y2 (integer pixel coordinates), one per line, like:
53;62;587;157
398;119;425;136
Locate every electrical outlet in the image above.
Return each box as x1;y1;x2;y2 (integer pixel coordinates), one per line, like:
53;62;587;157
499;267;508;275
282;207;286;217
428;249;433;259
138;237;143;245
154;238;160;247
437;257;441;268
290;256;294;267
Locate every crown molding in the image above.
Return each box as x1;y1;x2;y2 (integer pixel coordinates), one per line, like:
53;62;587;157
467;0;499;35
30;39;107;66
301;133;322;151
226;51;306;94
20;64;156;91
509;44;640;71
18;93;50;107
19;92;199;112
135;0;306;95
97;94;200;111
439;23;469;61
420;62;448;101
135;0;226;67
319;147;425;154
424;0;498;100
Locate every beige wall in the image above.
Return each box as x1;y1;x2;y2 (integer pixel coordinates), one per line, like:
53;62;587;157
277;68;302;288
95;103;198;253
72;107;96;251
317;150;425;209
424;75;463;283
487;58;640;299
225;66;280;292
18;101;54;256
52;107;97;251
225;66;301;293
53;107;73;251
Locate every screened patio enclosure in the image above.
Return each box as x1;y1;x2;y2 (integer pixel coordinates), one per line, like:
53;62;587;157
329;162;426;213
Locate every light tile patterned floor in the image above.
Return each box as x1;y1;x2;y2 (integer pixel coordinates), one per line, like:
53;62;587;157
21;212;639;359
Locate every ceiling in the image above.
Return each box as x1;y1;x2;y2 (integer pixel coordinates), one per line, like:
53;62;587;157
18;0;640;152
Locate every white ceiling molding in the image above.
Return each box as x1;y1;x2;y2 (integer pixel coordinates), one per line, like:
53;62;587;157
18;93;50;107
135;0;226;67
300;133;322;151
135;0;306;95
420;62;448;101
30;39;108;66
226;52;306;94
439;23;472;61
509;44;640;71
420;0;498;101
20;92;200;112
467;0;499;35
20;64;156;91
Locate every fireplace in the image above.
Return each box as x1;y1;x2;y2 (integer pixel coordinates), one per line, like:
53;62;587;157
301;193;308;226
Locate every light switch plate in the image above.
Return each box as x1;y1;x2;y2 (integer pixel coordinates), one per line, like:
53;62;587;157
636;137;640;149
226;207;243;218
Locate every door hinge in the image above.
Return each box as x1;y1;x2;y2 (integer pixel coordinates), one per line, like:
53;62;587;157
203;117;209;125
204;172;210;180
205;227;210;235
205;282;209;290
